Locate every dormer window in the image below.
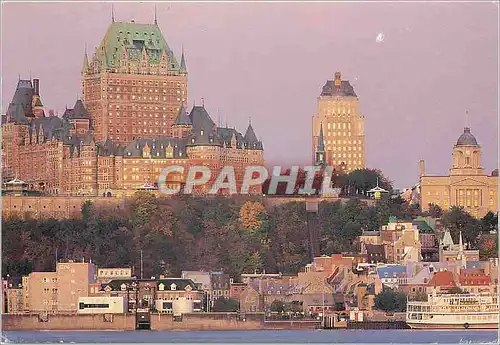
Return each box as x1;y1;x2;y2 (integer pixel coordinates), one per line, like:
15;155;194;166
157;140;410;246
120;283;127;291
158;283;165;291
185;285;192;292
191;138;195;143
171;283;177;291
200;130;204;136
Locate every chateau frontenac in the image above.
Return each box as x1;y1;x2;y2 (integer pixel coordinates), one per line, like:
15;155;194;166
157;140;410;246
1;19;264;196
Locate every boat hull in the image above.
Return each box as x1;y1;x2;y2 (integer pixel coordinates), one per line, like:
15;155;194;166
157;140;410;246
407;322;498;329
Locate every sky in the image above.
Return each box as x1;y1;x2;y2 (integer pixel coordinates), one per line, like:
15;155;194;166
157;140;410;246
2;2;498;189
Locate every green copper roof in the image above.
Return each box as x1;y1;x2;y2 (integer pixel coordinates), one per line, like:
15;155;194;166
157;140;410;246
94;21;181;70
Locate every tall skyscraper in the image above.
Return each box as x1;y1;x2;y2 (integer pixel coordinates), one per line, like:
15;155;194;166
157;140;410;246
312;72;365;172
82;18;188;144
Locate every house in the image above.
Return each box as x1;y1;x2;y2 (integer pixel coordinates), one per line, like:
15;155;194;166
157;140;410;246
210;271;230;300
376;265;407;289
239;282;262;312
230;281;247;300
439;230;479;264
459;268;493;294
98;278;203;313
427;271;457;293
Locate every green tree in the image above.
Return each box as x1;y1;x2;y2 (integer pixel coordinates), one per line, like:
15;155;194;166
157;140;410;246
212;298;239;312
441;206;481;249
481;211;498;232
343;169;392;197
270;300;286;313
374;289;407;313
426;204;444;218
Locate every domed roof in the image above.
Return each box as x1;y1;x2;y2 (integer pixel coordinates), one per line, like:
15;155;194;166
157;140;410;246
456;127;478;146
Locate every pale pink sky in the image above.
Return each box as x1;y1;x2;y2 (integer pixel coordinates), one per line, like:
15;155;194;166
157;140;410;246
2;2;498;188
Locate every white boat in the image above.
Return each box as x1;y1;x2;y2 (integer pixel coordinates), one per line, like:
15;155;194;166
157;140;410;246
406;292;498;329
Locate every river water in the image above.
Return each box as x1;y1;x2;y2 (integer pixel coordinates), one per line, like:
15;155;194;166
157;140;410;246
2;330;498;344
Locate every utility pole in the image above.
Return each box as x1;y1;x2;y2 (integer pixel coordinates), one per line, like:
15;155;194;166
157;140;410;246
322;288;325;328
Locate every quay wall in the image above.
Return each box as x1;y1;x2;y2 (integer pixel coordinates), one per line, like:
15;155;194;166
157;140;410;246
1;313;321;331
150;313;321;331
1;313;135;331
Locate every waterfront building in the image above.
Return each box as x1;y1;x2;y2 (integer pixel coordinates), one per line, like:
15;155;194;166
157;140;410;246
77;296;127;314
210;271;230;307
97;278;203;313
229;281;247;301
22;261;95;313
312;72;365;172
419;127;498;218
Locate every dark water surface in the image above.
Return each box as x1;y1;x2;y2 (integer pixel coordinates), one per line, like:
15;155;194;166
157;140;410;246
2;330;498;344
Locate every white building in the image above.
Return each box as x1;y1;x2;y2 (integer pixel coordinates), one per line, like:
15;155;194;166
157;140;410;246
77;296;127;314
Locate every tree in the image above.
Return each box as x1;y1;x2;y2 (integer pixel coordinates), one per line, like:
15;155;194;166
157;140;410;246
481;211;498;232
240;201;266;230
270;300;286;313
427;204;444;218
479;233;498;260
441;206;481;249
374;289;407;313
212;298;239;312
343;169;392;197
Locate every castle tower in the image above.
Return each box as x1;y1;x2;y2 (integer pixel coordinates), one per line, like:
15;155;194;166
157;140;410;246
82;17;188;144
312;71;365;172
171;103;192;138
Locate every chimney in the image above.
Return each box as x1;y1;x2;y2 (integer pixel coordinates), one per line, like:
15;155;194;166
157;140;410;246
419;160;425;177
33;79;40;96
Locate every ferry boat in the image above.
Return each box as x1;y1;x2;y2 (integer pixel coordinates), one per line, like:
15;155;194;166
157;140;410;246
406;292;498;329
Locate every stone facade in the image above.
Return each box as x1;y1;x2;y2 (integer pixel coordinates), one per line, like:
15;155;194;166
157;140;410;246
312;72;365;172
1;20;264;197
420;127;498;218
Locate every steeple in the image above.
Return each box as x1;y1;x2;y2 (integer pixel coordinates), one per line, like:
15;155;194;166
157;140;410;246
244;120;258;144
458;231;466;268
180;47;187;73
111;4;115;23
315;123;326;166
154;4;158;25
82;45;89;75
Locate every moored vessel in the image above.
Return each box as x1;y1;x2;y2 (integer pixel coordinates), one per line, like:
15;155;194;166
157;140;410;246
406;292;498;329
